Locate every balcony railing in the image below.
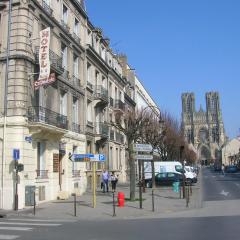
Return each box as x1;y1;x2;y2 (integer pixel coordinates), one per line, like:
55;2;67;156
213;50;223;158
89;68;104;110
115;100;125;112
110;130;115;141
36;170;49;179
62;69;70;80
95;86;108;102
42;0;53;15
60;20;70;32
72;32;81;44
116;132;124;144
72;75;83;88
28;106;68;130
72;122;82;134
86;121;94;134
35;47;64;74
72;170;81;178
87;81;93;91
109;97;114;107
96;122;109;137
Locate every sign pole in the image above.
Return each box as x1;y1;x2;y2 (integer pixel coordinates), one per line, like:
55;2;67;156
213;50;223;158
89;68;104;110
15;160;18;211
92;162;96;208
138;159;143;209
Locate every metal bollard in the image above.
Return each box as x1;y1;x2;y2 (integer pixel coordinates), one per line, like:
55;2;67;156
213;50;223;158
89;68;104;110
112;191;116;217
33;191;36;216
72;193;77;217
152;188;155;212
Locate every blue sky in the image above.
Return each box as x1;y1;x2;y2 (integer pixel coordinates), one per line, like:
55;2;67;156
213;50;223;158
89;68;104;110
86;0;240;138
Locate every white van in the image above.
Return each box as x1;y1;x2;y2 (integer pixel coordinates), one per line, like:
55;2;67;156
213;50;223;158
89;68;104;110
144;161;197;183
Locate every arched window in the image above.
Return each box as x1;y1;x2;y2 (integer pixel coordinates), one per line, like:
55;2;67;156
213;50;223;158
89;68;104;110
199;128;208;143
186;96;191;112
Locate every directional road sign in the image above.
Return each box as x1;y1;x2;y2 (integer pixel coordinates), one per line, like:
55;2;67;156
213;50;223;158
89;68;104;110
70;153;106;162
135;154;153;160
134;144;152;152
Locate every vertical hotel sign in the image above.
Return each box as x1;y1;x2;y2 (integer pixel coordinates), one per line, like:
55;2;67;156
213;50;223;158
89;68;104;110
35;27;56;90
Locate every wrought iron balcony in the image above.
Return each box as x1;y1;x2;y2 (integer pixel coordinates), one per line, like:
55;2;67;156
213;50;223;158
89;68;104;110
72;32;81;44
109;97;114;107
86;121;94;134
35;47;64;74
72;170;81;178
95;86;108;102
115;100;125;112
116;132;124;144
87;81;93;91
72;122;82;134
110;129;115;141
28;106;68;130
96;122;109;137
72;75;83;88
62;69;70;80
42;0;53;15
60;20;70;32
36;170;49;179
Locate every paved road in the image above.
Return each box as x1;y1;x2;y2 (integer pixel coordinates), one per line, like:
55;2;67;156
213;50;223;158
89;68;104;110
1;168;240;240
202;167;240;201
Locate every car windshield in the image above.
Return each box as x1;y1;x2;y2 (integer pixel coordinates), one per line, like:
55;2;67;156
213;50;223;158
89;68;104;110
175;165;183;173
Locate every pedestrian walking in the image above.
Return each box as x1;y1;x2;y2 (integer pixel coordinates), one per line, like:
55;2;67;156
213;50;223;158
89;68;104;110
110;172;118;192
222;164;225;176
102;169;109;193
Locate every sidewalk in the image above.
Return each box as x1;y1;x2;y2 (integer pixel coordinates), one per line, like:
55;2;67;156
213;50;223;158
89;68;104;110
3;175;203;220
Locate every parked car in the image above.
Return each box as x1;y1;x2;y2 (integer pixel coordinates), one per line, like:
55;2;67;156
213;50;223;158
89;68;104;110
145;172;183;187
225;165;238;173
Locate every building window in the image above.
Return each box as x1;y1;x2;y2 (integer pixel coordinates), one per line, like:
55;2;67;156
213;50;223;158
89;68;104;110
62;4;68;24
60;91;67;116
72;97;79;124
61;43;68;69
73;55;79;77
37;142;46;178
74;18;79;36
87;63;91;83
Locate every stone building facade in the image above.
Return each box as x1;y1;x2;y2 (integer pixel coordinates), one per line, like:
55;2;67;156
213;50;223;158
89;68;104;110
182;92;226;165
0;0;156;210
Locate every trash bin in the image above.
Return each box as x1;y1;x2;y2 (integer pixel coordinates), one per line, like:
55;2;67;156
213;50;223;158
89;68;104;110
172;181;180;193
118;192;125;207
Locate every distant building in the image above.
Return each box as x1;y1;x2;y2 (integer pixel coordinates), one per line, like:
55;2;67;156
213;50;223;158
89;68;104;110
221;138;240;166
182;92;226;165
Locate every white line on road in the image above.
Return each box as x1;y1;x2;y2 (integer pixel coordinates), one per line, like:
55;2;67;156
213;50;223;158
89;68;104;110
0;222;61;227
0;227;32;231
0;235;19;240
235;183;240;188
7;218;76;223
220;190;229;196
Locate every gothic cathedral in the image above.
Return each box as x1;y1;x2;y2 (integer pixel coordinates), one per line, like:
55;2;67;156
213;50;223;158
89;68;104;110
182;92;226;165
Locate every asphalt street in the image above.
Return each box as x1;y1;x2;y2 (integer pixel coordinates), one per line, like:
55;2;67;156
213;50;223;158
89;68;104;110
1;168;240;240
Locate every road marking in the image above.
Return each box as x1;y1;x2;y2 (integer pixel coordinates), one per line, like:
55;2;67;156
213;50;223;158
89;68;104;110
220;190;229;196
0;227;32;231
0;235;19;240
235;183;240;188
0;222;61;227
7;218;75;223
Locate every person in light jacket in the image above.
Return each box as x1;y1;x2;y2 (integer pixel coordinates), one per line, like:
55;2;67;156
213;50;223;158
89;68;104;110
102;169;110;193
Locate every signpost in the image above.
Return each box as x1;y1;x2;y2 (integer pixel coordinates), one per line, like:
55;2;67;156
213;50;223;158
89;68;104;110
70;153;106;208
13;149;20;211
134;144;153;209
134;144;152;152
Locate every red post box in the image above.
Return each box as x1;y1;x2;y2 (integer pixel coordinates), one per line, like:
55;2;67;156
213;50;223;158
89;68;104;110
118;192;125;207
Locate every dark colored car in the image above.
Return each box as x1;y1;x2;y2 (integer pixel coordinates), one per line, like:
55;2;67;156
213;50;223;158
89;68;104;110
145;172;183;187
225;165;238;173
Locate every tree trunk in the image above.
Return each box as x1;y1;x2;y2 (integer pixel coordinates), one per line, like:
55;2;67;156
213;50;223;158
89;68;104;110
129;142;136;201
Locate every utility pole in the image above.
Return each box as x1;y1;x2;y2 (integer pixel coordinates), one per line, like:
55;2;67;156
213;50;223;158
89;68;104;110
180;145;185;199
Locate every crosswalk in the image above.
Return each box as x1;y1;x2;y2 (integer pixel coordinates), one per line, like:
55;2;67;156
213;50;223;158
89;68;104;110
0;218;75;240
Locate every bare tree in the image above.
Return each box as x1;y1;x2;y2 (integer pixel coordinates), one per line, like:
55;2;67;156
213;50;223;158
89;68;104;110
114;109;148;200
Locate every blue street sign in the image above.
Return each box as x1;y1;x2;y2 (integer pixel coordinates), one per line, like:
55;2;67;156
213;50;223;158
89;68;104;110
25;136;32;143
71;154;94;162
99;154;105;161
13;149;20;161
